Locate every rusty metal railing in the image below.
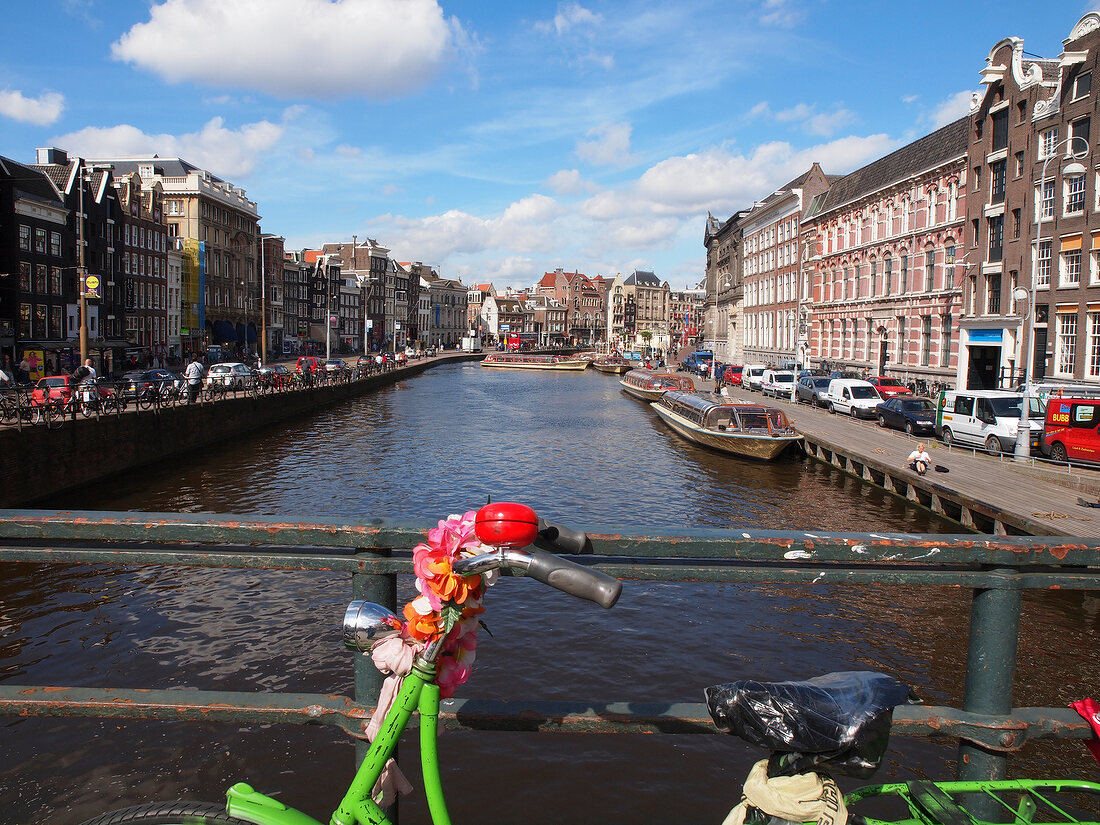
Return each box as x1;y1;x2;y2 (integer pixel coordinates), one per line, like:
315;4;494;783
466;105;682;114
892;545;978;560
0;509;1097;785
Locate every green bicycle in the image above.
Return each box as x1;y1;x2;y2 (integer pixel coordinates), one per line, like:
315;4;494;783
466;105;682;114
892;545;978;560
77;503;1100;825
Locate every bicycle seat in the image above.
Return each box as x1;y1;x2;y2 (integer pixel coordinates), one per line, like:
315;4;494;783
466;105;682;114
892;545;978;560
705;671;914;778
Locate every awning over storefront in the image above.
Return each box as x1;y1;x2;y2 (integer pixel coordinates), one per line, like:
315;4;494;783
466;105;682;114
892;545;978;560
212;321;238;343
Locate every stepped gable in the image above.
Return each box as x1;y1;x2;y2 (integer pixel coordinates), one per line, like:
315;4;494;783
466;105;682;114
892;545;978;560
811;117;968;218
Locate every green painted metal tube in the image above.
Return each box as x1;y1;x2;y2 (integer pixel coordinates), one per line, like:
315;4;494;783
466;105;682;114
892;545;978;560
419;683;452;825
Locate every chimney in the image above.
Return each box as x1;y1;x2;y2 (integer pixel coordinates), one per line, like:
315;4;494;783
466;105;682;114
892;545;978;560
35;147;68;165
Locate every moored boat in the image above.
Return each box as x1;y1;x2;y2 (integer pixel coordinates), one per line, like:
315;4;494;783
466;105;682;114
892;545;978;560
591;355;632;374
651;391;802;460
480;353;590;370
619;369;695;401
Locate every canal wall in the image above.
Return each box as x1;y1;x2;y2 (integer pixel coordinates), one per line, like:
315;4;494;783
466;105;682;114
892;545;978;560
0;354;481;508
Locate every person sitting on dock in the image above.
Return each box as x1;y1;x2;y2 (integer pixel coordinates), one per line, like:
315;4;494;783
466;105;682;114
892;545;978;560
907;443;932;476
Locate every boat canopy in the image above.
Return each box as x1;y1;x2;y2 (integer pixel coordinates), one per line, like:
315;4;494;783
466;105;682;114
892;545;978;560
659;391;793;433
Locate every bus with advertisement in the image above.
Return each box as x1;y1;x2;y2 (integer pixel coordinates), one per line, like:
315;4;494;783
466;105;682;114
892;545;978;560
505;333;538;351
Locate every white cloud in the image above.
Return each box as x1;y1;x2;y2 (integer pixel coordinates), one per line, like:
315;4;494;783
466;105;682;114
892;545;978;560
928;90;976;129
52;115;286;178
535;2;602;34
112;0;467;99
0;89;65;125
576;122;635;167
546;168;593;195
759;0;804;27
755;101;855;137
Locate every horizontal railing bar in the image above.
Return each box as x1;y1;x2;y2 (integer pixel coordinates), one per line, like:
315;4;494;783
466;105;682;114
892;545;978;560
1;509;1099;565
0;685;1089;751
0;545;1097;589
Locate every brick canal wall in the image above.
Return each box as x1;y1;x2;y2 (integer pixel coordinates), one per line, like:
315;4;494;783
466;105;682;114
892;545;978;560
0;354;480;508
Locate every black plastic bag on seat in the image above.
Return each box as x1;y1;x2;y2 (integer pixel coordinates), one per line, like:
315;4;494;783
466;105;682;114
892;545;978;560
704;671;914;778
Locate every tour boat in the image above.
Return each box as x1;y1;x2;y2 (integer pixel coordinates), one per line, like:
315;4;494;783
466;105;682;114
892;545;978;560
619;369;695;401
590;355;633;375
480;353;590;371
651;391;802;460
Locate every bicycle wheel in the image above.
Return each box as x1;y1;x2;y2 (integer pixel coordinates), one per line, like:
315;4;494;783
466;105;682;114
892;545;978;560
78;800;252;824
137;390;154;411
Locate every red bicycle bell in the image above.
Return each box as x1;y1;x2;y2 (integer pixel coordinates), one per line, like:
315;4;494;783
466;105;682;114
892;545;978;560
475;502;539;547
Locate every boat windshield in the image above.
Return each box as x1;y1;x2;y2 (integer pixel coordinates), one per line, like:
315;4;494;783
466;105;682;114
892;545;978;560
736;410;772;430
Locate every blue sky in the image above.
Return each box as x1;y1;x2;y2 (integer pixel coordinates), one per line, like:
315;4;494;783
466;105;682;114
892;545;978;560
1;1;1095;289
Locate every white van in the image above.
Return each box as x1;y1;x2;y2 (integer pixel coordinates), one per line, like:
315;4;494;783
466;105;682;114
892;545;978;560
743;365;766;391
760;369;794;398
937;389;1043;454
826;379;882;418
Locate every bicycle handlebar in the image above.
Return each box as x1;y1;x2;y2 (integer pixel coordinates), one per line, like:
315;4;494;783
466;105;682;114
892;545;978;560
466;503;622;609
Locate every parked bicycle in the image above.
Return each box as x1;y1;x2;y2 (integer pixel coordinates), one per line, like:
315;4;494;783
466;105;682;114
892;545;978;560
70;504;1100;824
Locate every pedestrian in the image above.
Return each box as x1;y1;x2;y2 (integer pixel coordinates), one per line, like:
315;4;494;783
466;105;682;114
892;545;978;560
907;442;932;476
184;353;206;403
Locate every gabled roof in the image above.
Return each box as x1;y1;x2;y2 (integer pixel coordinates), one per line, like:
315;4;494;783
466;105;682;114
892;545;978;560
809;117;968;219
0;155;64;203
625;269;661;286
303;249;324;264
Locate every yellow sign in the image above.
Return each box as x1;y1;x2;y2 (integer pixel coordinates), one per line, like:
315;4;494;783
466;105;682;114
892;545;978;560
84;275;101;299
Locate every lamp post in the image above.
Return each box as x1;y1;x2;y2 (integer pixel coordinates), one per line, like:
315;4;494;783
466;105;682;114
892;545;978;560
258;230;267;364
77;159;89;364
1013;135;1089;461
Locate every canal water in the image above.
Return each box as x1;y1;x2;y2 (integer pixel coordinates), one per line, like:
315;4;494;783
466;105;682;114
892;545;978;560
2;362;1098;824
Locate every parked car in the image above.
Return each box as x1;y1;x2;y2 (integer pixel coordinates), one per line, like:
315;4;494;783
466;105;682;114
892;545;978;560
867;376;913;399
297;356;322;375
759;369;794;398
796;375;832;406
937;389;1042;454
207;362;253;389
325;358;349;373
1042;396;1100;464
721;365;743;386
825;378;882;418
875;396;937;435
798;368;829;377
257;363;291;386
120;368;179;401
743;364;766;391
828;370;863;381
30;375;112;407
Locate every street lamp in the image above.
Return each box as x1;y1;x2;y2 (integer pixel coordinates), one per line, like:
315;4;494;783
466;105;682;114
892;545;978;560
1013;135;1089;461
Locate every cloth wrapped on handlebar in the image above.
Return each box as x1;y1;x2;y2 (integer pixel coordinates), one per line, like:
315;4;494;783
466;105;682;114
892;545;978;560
704;671;914;778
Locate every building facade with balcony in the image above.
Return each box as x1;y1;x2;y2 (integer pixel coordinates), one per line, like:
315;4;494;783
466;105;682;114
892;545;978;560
961;13;1100;390
803;119;967;384
704;210;744;362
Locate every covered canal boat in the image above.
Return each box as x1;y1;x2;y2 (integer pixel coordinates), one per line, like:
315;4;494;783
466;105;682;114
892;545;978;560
480;353;590;371
591;355;633;374
619;369;695;401
651;391;802;460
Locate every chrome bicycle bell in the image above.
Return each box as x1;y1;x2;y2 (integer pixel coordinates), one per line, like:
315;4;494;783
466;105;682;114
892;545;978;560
343;601;403;650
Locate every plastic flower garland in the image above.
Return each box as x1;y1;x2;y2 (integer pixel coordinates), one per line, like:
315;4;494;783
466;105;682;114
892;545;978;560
400;510;496;697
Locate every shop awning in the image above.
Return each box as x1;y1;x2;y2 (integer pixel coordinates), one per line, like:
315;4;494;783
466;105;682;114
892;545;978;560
212;321;238;343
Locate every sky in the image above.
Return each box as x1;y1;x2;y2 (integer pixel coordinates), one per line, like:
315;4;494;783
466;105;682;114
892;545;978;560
1;1;1097;290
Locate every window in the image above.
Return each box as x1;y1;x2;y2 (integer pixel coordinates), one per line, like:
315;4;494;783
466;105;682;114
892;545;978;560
940;314;952;365
1015;151;1025;177
34;264;47;294
1066;174;1086;214
1037;240;1053;287
1074;72;1093;101
869;259;877;297
1041;128;1059;159
18;304;31;338
925;247;935;289
883;256;892;293
986;273;1001;315
34;228;46;254
991;109;1009;151
1062;246;1082;287
1089;311;1100;378
50;231;61;257
1056;312;1078;376
1039;180;1055;220
1017;100;1027;123
1072;117;1091;150
987;216;1004;263
18;225;30;250
1012;208;1022;239
900;254;908;292
921;315;932;366
18;262;31;291
973;165;981;191
50;267;61;295
990;160;1006;204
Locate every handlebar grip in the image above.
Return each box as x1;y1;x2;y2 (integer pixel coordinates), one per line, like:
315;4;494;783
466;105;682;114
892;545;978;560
524;547;622;609
535;517;591;554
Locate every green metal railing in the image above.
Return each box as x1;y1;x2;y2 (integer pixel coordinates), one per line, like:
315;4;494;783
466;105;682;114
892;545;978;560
0;509;1097;785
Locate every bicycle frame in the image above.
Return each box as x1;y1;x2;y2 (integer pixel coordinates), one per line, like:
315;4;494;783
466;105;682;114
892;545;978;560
225;652;447;825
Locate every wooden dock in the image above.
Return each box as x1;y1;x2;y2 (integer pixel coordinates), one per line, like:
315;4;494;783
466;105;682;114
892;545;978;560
711;384;1100;536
